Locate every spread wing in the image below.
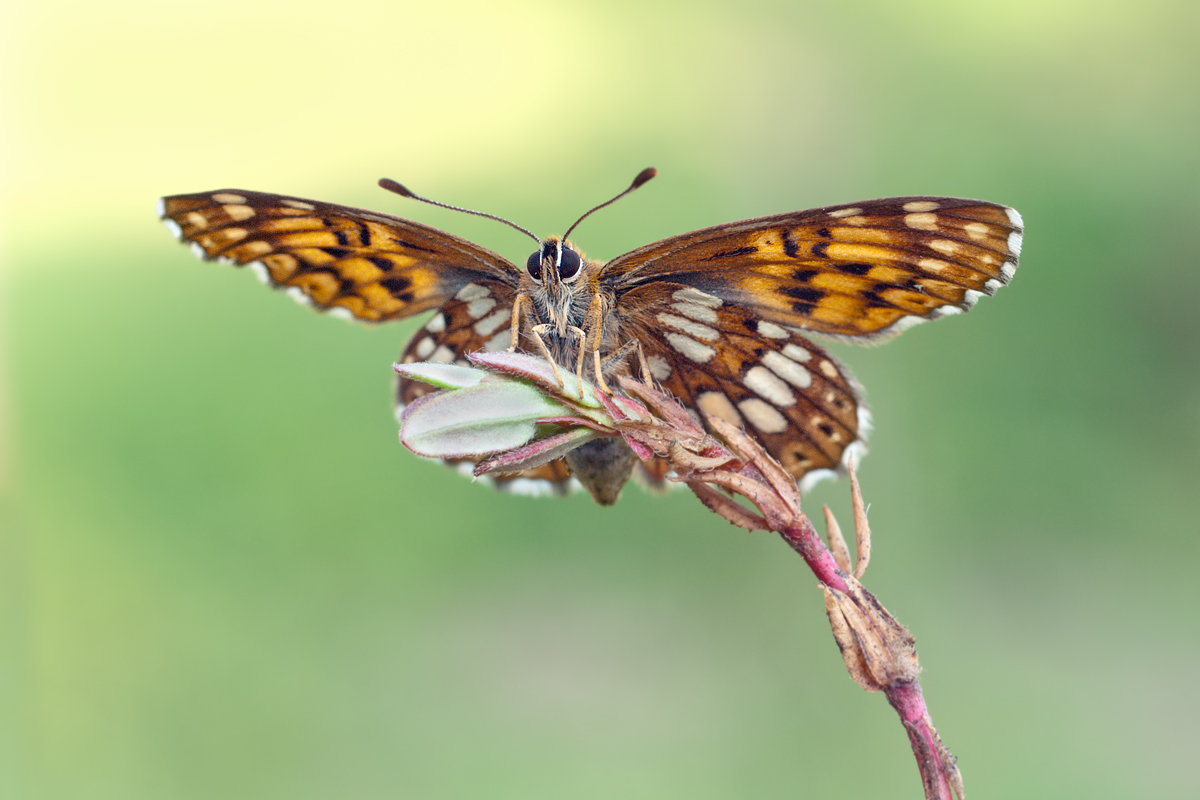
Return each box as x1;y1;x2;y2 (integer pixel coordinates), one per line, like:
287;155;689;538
159;189;521;321
603;196;1023;339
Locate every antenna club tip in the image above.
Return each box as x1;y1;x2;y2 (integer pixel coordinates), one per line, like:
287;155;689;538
632;167;658;189
378;178;415;198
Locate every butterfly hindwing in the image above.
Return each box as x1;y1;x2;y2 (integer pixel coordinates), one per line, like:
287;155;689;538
160;189;521;322
604;197;1023;339
615;282;867;489
394;279;518;407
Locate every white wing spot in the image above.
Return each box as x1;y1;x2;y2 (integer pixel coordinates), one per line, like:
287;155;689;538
963;289;983;307
281;198;316;211
903;200;940;212
248;261;270;284
328;306;354;321
738;398;788;434
657;313;718;341
762;350;812;388
162;218;183;239
928;239;960;256
918;258;953;274
431;345;455;363
964;222;990;241
212;192;247;204
484;331;511;351
984;278;1003;293
425;313;447;334
286;286;312;306
783;343;812;362
697;391;741;427
504;477;569;498
415;337;436;359
799;468;838;494
744;366;796;406
904;212;939;231
1007;230;1023;257
473;307;511;337
671;301;719;324
841;439;869;472
155;198;167;217
223;204;255;222
455;282;490;301
189;242;207;259
666;333;715;363
646;355;672;380
819;359;839;378
828;207;863;218
671;287;723;308
757;320;788;339
1001;261;1017;281
466;296;497;319
1005;207;1024;228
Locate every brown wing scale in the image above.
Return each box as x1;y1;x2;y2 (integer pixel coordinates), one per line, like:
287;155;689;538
159;189;520;322
615;282;868;489
604;197;1022;339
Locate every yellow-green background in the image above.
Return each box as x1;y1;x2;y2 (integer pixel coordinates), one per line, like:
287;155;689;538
3;1;1197;798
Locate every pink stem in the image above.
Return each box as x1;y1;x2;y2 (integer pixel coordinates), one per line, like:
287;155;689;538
887;681;956;800
781;517;957;800
778;516;850;592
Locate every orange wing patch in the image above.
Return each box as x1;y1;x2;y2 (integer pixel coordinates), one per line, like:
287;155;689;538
160;190;521;322
604;197;1022;339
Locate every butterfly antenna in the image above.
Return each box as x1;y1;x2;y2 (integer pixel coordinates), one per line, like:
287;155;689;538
378;178;541;246
561;167;657;242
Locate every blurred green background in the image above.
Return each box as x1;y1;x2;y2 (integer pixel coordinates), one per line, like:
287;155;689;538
3;0;1198;798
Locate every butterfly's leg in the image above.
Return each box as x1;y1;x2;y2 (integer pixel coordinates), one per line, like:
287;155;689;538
507;293;530;352
635;341;653;384
595;339;653;387
529;324;567;389
593;339;638;393
592;351;613;394
564;325;588;398
579;292;611;392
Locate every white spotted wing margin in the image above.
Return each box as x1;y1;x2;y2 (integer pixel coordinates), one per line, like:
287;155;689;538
158;189;522;323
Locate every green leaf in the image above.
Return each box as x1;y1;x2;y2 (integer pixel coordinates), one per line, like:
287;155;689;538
399;380;571;458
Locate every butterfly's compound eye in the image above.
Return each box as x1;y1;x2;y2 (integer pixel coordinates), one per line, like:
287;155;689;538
558;246;583;281
525;250;543;280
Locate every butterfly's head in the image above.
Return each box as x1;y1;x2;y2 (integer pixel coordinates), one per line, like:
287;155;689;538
525;236;584;286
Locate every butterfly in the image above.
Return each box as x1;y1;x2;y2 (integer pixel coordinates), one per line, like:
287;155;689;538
159;170;1023;505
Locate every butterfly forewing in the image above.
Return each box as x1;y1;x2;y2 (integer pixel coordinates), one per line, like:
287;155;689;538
604;197;1023;339
160;190;520;322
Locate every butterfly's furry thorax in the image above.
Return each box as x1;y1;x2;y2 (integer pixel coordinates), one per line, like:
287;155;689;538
521;239;594;326
160;184;1023;505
